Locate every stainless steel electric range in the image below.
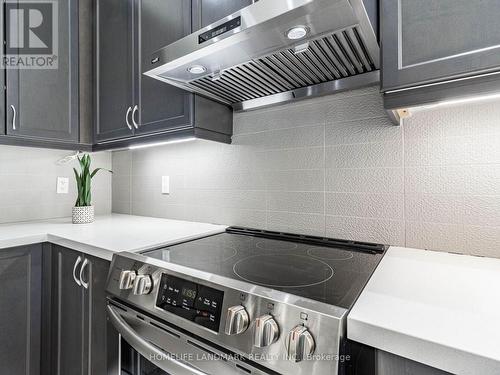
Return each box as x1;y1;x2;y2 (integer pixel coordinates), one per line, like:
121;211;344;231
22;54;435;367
106;227;386;375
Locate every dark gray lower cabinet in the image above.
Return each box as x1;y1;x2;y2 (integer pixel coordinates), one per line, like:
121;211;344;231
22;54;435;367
49;246;85;375
0;244;117;375
49;245;118;375
87;253;119;375
0;4;3;136
0;244;42;375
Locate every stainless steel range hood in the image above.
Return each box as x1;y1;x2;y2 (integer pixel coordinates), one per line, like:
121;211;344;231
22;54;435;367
144;0;380;112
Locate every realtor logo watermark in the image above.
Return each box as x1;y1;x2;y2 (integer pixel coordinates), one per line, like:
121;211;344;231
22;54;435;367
2;1;58;69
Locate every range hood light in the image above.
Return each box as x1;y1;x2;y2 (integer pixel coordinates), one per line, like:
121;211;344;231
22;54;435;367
286;26;309;40
187;65;207;74
128;137;196;150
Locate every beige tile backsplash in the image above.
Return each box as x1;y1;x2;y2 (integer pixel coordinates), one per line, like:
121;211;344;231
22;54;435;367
112;86;500;258
0;147;112;223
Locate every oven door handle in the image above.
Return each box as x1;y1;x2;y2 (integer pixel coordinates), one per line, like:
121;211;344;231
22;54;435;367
106;304;209;375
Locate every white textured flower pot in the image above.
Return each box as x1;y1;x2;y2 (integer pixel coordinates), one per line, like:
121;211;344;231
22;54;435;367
72;206;94;224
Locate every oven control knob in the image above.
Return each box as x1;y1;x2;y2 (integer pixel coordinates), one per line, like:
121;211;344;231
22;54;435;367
285;325;315;362
254;315;279;347
133;275;153;295
224;306;249;335
118;270;137;290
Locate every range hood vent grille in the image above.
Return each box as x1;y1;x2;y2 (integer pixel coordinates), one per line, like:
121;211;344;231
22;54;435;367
187;26;375;104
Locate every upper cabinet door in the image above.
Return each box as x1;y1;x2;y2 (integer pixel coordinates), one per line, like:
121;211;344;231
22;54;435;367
381;0;500;91
5;0;79;142
135;0;193;135
192;0;254;30
95;0;135;142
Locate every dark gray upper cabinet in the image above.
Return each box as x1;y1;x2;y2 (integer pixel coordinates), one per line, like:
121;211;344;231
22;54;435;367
95;0;135;142
381;0;500;92
95;0;194;142
192;0;254;29
0;245;42;375
6;0;79;142
94;0;233;148
136;0;193;135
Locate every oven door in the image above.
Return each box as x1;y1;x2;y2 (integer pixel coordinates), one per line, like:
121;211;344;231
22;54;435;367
107;300;270;375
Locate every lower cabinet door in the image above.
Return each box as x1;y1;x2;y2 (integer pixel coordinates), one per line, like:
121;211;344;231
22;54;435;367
50;246;85;375
83;254;119;375
0;245;42;375
49;247;118;375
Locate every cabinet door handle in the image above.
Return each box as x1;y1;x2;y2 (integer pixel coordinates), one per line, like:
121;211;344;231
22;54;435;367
125;106;133;130
80;258;89;289
10;105;16;130
73;256;82;286
132;105;139;129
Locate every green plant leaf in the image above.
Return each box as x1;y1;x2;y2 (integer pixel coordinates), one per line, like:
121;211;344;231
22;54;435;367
73;168;82;207
78;156;85;171
84;173;91;206
90;168;112;179
72;153;109;207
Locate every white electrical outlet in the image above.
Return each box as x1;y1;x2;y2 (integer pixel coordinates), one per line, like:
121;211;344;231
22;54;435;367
161;176;170;194
56;177;69;194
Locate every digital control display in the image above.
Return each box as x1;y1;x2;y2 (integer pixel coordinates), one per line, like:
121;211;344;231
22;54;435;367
155;274;224;332
182;287;196;299
198;16;241;44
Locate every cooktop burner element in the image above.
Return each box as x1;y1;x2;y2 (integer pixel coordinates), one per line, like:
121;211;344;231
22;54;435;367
161;244;238;264
307;247;354;260
143;227;385;309
256;240;298;251
233;254;334;288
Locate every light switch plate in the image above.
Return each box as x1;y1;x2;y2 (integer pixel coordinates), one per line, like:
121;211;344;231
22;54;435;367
161;176;170;194
56;177;69;194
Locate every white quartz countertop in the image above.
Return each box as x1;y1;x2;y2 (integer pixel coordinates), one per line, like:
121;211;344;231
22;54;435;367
348;246;500;375
0;214;227;260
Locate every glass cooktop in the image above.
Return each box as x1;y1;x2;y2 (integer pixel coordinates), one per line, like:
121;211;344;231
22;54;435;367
143;227;386;310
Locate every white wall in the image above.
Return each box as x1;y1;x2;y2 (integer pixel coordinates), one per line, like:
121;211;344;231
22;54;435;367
112;86;500;258
0;147;112;223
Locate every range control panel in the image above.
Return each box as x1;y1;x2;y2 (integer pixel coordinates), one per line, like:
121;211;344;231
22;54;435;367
155;274;224;332
108;254;344;375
